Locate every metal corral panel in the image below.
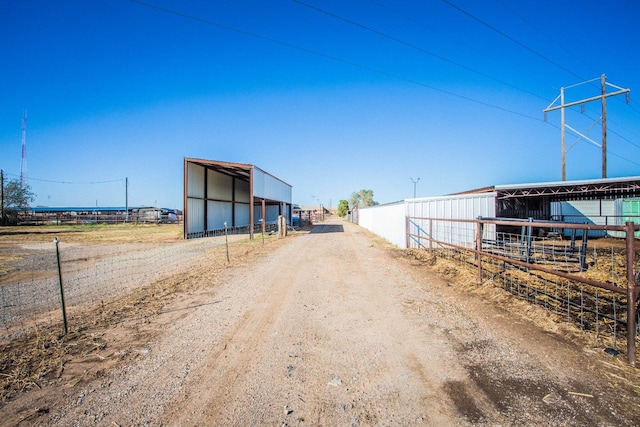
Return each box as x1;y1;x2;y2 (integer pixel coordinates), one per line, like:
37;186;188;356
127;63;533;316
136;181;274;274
358;202;407;248
406;193;496;249
253;167;292;203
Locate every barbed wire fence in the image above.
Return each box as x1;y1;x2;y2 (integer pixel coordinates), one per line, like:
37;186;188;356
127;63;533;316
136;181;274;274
0;234;248;342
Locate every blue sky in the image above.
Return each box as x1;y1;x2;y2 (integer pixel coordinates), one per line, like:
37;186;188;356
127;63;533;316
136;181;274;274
1;0;639;209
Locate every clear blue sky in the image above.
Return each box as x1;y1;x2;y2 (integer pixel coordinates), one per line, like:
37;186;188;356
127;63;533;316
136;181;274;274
1;0;639;209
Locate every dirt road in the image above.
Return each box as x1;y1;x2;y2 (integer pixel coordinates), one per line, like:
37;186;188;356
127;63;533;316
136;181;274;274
2;219;639;426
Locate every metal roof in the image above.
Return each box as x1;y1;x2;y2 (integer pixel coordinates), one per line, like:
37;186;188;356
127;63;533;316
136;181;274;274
453;176;640;200
184;157;292;187
494;176;640;199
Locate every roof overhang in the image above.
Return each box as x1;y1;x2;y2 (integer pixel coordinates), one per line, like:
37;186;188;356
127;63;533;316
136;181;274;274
494;176;640;200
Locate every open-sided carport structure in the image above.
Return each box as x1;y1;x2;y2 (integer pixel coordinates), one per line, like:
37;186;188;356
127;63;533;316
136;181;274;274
183;158;292;239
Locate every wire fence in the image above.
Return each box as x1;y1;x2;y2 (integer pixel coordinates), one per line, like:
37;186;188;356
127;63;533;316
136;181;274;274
407;216;640;365
0;234;247;343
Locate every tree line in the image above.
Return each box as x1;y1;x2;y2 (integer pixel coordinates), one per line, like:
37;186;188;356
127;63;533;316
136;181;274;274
337;189;378;217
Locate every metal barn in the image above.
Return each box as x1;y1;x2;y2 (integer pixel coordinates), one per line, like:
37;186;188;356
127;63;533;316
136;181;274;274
183;158;292;239
357;176;640;248
358;192;496;249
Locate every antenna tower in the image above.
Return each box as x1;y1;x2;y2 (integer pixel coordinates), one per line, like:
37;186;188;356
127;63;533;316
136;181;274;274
20;110;28;186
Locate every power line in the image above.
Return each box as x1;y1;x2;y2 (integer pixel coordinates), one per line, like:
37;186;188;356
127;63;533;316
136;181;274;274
4;172;124;185
368;0;639;139
292;0;549;102
442;0;588;83
129;0;543;122
495;0;599;76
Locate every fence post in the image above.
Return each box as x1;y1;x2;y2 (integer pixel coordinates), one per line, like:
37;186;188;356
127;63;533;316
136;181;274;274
429;219;433;252
476;219;483;284
54;238;68;335
525;217;533;265
224;221;230;263
625;221;637;367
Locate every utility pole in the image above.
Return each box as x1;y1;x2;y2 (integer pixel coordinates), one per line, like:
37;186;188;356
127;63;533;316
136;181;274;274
125;177;129;222
601;74;607;179
543;74;630;181
20;110;28;187
1;169;4;225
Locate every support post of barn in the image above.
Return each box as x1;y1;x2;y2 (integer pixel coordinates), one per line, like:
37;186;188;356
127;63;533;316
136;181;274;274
625;221;637;367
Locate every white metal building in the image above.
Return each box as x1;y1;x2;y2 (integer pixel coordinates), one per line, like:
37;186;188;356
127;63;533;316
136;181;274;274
357;176;640;248
358;193;496;249
183;158;292;239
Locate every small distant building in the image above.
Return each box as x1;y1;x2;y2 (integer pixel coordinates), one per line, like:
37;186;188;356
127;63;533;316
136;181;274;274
183;158;292;239
22;206;181;224
293;205;326;225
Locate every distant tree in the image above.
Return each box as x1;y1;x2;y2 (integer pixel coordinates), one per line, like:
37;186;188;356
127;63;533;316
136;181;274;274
337;199;349;217
349;189;378;209
2;178;35;224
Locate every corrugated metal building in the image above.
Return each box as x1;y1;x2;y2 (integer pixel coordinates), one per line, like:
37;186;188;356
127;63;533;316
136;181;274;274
358;193;496;249
358;201;406;247
184;158;292;239
357;176;640;248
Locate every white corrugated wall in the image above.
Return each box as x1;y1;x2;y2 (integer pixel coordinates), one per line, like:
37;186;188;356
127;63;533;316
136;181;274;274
405;193;496;249
357;193;496;249
358;202;406;248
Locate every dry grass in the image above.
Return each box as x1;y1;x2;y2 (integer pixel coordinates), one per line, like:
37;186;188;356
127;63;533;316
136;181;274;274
0;223;184;278
0;223;184;244
402;247;640;364
0;223;302;403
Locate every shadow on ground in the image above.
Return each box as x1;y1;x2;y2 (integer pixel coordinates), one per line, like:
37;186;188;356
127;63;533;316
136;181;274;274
309;224;344;234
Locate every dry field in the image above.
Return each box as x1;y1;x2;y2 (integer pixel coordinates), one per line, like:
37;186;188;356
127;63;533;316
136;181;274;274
1;220;639;426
